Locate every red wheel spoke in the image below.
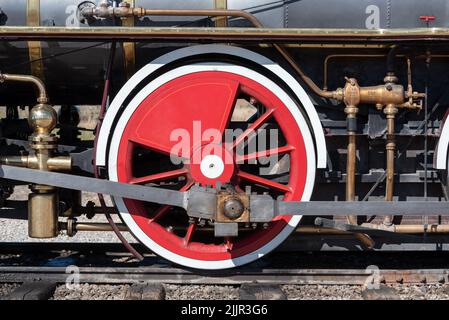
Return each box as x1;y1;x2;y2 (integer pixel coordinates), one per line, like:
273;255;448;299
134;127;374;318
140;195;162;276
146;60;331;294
184;222;197;245
225;237;233;251
150;180;195;223
232;109;275;149
129;135;174;156
237;145;295;163
130;168;188;185
149;205;172;223
237;171;292;193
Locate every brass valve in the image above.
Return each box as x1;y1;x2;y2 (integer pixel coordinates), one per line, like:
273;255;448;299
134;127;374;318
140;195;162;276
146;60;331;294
1;103;72;172
337;74;425;112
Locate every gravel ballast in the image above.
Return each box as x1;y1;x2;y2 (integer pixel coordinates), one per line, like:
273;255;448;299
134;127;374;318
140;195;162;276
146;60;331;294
165;285;240;300
0;186;136;243
282;284;449;300
45;284;449;300
0;284;20;299
53;284;130;300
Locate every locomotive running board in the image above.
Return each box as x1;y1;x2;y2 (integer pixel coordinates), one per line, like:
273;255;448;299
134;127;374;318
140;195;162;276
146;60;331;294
1;164;448;220
2;26;449;43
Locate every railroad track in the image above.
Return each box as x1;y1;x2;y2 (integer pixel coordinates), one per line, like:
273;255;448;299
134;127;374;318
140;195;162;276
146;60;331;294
1;242;449;300
0;265;448;285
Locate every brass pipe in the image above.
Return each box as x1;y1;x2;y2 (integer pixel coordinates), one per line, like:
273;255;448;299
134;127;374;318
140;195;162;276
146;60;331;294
73;222;128;232
58;221;449;236
323;54;409;91
0;155;31;168
295;226;350;235
361;223;449;234
346;134;357;225
0;73;48;103
346;136;375;247
342;79;374;248
323;53;449;93
0;155;71;171
59;221;128;235
61;223;449;235
383;106;398;226
83;7;264;27
394;224;449;234
274;45;337;99
322;54;443;93
81;4;338;100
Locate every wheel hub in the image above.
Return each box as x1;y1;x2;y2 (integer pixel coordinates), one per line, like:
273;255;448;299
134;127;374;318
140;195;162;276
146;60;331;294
189;144;235;186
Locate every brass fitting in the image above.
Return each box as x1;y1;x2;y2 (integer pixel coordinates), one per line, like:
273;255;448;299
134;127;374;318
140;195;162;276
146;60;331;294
334;71;424;112
81;1;146;19
335;71;424;242
216;190;250;223
0;73;72;238
0;73;48;104
338;75;421;111
60;218;128;237
343;77;361;113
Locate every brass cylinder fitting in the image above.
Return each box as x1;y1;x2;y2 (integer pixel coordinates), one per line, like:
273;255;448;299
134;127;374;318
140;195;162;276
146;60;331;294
0;73;72;239
28;191;59;238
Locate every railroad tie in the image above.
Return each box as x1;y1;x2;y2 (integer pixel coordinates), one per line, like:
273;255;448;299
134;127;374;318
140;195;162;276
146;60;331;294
239;283;286;300
124;283;166;300
3;281;56;300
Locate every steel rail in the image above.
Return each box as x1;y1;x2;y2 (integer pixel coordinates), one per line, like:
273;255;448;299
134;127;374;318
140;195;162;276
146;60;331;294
0;265;447;285
2;26;449;42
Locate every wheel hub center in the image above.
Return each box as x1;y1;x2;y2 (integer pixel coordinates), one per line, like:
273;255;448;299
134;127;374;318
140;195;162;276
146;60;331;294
200;155;224;179
189;145;235;186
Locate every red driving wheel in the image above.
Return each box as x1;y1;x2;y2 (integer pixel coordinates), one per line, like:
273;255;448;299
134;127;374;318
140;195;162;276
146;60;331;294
108;64;316;269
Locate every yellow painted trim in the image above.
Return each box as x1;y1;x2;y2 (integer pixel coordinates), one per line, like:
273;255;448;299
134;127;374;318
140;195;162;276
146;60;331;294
122;0;136;79
214;0;228;27
27;0;44;80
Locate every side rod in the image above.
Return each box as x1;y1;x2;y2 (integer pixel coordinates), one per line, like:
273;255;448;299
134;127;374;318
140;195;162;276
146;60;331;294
1;165;449;219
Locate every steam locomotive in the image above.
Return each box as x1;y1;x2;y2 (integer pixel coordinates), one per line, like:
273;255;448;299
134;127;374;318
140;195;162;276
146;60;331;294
1;0;449;270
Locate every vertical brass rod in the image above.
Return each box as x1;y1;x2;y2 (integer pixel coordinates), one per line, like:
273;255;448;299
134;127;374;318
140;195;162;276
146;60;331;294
122;0;136;80
26;0;44;79
214;0;228;27
384;112;397;225
346;133;357;225
344;99;374;248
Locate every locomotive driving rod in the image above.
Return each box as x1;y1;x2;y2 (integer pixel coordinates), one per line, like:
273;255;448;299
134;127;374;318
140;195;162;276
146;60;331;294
1;164;449;220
